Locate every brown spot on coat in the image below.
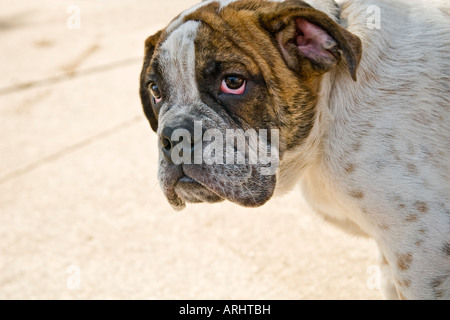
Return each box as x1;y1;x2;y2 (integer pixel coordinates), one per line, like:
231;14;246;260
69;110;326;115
397;253;413;271
350;191;364;199
345;163;355;174
407;163;418;175
352;141;362;152
432;275;447;299
405;214;418;222
415;201;428;213
443;243;450;256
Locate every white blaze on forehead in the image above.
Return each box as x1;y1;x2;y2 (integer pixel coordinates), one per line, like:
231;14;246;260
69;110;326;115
159;20;200;105
166;1;212;34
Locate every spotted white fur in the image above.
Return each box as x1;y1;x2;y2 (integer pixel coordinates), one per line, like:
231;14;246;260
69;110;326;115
279;0;450;299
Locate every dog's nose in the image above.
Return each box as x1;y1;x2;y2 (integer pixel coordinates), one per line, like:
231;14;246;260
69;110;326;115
160;126;177;160
160;126;174;156
160;123;199;162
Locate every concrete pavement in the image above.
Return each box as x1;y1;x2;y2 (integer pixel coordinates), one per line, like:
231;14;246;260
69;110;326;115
0;0;380;299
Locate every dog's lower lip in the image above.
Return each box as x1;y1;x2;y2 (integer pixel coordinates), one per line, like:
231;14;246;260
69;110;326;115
178;175;197;183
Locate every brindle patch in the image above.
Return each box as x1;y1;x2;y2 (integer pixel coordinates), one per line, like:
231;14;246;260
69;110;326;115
139;0;363;208
143;0;362;152
190;1;319;152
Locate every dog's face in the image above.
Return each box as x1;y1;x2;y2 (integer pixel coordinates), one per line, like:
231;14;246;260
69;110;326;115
140;0;361;210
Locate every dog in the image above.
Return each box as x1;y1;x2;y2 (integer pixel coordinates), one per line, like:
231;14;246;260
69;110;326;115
139;0;450;299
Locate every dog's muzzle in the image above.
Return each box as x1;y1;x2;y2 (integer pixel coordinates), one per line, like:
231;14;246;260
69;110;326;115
157;122;224;210
156;120;277;210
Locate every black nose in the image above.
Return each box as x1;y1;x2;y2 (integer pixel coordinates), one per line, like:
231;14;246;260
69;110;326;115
160;123;198;162
160;126;174;157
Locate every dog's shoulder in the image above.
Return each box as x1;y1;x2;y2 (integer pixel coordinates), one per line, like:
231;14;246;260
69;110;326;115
296;0;450;236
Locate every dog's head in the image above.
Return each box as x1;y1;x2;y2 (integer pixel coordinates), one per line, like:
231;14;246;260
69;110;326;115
139;0;362;210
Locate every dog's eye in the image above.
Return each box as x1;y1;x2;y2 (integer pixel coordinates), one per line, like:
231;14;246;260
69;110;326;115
148;82;162;104
220;76;246;95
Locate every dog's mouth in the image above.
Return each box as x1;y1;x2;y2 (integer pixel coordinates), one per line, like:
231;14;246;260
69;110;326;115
160;163;276;211
178;175;197;184
174;174;224;206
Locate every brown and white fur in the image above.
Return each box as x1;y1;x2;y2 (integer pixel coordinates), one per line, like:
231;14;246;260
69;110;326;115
140;0;450;299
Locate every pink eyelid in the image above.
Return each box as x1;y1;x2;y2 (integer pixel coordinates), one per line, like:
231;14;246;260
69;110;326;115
154;96;162;104
220;79;246;95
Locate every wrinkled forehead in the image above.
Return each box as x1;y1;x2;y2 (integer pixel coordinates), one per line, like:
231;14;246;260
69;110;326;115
156;1;235;75
165;0;235;34
154;18;257;105
151;0;328;101
164;0;284;34
155;0;276;73
155;1;263;83
163;0;334;36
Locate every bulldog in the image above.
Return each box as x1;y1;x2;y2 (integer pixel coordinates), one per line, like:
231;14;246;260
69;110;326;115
139;0;450;299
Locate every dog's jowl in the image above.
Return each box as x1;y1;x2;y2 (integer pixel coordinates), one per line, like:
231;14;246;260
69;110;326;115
139;0;450;299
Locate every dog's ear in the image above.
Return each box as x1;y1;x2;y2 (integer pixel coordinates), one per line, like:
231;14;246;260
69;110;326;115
140;30;163;132
260;1;362;81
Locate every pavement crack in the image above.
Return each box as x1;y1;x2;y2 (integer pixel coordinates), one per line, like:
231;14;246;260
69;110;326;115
0;115;144;185
60;43;101;76
0;57;142;96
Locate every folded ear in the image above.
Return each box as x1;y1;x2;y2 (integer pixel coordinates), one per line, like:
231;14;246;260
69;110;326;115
260;3;362;81
139;30;163;132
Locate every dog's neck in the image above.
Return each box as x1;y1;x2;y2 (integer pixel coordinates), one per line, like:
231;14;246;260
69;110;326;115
276;0;391;196
274;0;358;196
274;70;335;194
